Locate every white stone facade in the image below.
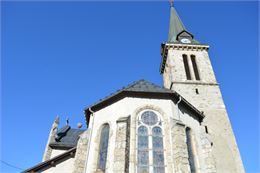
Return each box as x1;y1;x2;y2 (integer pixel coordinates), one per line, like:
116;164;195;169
79;97;213;173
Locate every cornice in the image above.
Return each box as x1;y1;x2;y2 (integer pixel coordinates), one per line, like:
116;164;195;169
165;43;209;51
171;81;219;86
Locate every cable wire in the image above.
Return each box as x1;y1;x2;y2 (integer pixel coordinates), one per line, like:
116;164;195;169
1;160;24;171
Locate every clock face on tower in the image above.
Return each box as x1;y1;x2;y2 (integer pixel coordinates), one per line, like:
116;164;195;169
180;38;191;44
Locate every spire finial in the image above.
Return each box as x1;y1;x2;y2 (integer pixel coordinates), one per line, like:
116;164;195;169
169;0;174;7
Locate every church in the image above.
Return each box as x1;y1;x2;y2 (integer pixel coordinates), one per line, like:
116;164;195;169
23;4;245;173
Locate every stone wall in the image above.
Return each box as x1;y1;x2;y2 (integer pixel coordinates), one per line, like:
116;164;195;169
171;120;190;173
113;117;130;173
200;126;217;173
42;117;59;162
73;130;90;173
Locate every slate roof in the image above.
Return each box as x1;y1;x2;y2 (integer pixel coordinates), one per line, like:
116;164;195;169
124;79;172;93
84;79;204;125
49;125;84;149
85;79;171;109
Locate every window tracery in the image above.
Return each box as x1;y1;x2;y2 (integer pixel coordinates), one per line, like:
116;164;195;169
137;111;165;173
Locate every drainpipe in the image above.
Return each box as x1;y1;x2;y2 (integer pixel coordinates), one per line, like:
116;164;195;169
176;96;182;121
84;107;95;173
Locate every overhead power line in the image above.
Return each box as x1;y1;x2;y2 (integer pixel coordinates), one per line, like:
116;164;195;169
1;160;24;171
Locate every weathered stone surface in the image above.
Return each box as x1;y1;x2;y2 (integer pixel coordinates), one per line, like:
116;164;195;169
171;120;191;173
163;47;245;173
94;169;104;173
200;126;217;173
73;130;90;173
42;117;59;161
113;116;130;173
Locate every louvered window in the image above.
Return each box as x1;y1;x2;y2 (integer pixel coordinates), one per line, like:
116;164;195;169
183;54;191;80
191;55;200;80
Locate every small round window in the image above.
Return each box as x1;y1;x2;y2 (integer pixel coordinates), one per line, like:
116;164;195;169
141;111;158;126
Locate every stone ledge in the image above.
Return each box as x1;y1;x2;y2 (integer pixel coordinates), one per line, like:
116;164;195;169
116;116;130;123
172;81;219;86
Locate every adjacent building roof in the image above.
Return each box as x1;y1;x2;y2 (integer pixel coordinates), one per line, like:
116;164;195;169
84;79;204;124
49;125;84;149
22;147;76;173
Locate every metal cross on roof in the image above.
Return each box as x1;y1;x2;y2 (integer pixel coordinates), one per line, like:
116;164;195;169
66;117;69;125
169;0;174;7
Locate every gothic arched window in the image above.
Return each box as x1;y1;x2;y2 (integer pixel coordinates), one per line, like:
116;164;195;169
186;127;196;172
97;124;110;171
137;111;165;173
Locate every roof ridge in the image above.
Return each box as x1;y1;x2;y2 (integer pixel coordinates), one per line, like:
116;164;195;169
84;79;163;110
124;79;142;89
124;79;146;89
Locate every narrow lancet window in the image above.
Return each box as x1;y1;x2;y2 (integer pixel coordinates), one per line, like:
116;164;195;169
152;127;165;173
191;55;200;80
137;111;165;173
186;128;196;173
97;124;110;171
137;126;149;172
183;54;192;80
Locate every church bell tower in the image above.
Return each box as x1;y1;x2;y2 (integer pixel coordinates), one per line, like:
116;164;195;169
160;5;245;172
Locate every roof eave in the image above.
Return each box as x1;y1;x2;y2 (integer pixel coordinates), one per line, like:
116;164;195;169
84;90;204;126
49;143;76;150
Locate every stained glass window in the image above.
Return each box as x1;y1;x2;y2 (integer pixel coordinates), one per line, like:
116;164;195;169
97;124;109;171
138;126;148;149
152;127;165;173
186;128;196;172
141;111;158;126
137;111;165;173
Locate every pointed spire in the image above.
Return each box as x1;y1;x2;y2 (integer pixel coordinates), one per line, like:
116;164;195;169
168;6;186;42
167;5;200;44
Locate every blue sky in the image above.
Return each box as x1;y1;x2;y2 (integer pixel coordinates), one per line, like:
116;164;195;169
1;1;259;173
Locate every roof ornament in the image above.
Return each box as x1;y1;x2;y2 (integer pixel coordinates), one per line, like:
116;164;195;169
169;0;174;7
52;116;59;131
77;122;83;129
54;116;60;124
